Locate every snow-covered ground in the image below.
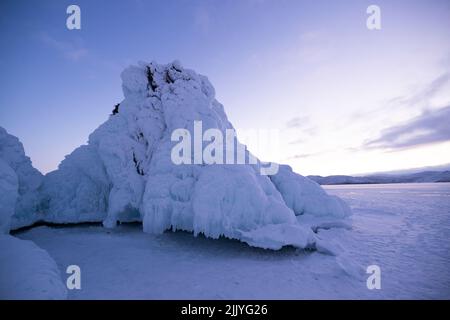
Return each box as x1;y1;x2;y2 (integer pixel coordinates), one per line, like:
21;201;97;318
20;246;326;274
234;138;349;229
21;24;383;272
324;182;450;299
14;183;450;299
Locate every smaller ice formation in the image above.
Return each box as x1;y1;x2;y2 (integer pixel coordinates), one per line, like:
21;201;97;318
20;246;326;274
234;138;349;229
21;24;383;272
0;127;43;232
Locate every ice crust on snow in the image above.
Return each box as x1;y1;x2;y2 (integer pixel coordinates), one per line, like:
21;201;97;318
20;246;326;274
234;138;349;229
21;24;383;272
0;234;67;299
2;61;351;249
0;127;43;231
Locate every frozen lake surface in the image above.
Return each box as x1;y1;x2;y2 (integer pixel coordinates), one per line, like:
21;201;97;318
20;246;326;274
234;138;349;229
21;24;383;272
325;182;450;299
16;183;450;299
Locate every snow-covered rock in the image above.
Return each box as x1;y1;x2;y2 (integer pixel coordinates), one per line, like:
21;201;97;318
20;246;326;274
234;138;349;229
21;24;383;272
0;234;67;299
39;60;351;249
0;127;43;231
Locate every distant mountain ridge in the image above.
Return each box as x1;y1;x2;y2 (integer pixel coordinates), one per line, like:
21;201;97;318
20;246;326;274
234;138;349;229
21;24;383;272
357;163;450;176
308;170;450;185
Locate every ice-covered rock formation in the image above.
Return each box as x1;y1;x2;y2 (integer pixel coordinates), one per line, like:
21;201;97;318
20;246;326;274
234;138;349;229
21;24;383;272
0;127;43;232
38;61;350;249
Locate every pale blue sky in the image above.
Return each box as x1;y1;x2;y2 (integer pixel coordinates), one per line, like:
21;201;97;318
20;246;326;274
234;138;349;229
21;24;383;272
1;0;449;175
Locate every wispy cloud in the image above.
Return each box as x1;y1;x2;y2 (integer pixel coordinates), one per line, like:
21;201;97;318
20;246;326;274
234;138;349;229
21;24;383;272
284;116;317;145
284;152;320;160
39;33;88;61
288;138;304;145
393;72;450;107
285;116;309;129
193;6;210;34
351;71;450;121
363;105;450;150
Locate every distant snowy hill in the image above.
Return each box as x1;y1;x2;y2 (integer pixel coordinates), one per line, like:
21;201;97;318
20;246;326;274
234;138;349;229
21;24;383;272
308;170;450;185
366;163;450;175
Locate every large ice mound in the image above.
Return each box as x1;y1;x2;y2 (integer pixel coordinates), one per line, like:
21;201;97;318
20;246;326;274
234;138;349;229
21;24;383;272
2;61;351;249
38;61;351;249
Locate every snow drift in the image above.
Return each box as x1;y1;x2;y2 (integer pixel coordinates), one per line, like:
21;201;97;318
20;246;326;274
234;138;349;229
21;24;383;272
0;234;67;299
0;127;43;232
36;60;351;249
